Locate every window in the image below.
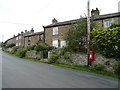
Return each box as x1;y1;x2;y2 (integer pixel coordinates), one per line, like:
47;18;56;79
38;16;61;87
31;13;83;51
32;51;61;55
60;40;66;48
19;42;21;46
16;37;18;40
104;20;112;28
19;36;21;39
52;40;58;48
16;43;18;46
40;35;43;41
53;27;58;35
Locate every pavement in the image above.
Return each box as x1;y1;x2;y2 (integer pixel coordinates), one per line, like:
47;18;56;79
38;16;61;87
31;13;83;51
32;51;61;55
1;49;119;88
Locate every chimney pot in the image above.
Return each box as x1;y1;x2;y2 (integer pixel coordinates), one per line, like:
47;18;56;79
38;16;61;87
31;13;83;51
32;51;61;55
52;18;58;24
25;30;27;32
31;28;34;33
21;31;23;34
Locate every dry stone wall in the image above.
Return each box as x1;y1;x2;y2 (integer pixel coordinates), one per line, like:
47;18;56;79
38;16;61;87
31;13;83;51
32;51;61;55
25;50;43;59
48;50;118;73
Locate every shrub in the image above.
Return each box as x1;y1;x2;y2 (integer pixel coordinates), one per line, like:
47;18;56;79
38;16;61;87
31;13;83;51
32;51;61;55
12;46;19;52
6;43;16;48
90;64;105;71
113;61;120;74
42;50;48;58
35;43;54;52
109;23;120;28
48;54;59;64
26;45;36;51
1;43;6;47
60;46;70;56
92;27;120;58
17;48;27;58
63;53;70;59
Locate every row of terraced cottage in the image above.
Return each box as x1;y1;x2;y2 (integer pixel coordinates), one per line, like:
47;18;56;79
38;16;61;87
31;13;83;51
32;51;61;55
5;8;120;49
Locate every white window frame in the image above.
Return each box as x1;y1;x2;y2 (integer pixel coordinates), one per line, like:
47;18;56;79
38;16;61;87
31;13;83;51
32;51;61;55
19;42;21;46
16;43;18;46
104;20;112;28
53;27;58;35
60;40;66;48
52;40;58;48
16;37;18;40
19;36;21;39
40;34;43;40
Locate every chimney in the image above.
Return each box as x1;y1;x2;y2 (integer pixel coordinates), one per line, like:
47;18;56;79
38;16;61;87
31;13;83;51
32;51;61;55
31;28;34;33
21;31;23;34
25;30;27;33
52;18;58;24
13;35;15;37
91;8;100;19
18;33;20;35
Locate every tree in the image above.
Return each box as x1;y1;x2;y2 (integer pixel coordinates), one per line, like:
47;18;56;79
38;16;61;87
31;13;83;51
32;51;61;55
92;27;120;58
65;17;97;52
65;17;87;52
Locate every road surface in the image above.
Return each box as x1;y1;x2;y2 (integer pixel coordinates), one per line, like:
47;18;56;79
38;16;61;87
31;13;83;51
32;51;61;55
1;49;119;88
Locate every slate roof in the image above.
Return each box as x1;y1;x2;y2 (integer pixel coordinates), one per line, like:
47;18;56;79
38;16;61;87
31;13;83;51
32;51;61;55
43;19;80;28
93;12;120;21
24;31;44;37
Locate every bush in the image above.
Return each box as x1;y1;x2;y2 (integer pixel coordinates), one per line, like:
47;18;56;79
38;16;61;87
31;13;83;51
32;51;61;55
35;43;54;52
17;48;27;58
109;23;120;28
6;43;16;48
113;61;120;74
63;53;73;63
92;27;120;58
48;54;59;64
60;46;70;56
26;45;36;51
89;64;105;71
42;50;48;58
12;46;19;52
63;53;70;59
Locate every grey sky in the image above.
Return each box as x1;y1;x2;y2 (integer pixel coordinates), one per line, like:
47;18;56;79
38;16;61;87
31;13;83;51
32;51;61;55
0;0;120;42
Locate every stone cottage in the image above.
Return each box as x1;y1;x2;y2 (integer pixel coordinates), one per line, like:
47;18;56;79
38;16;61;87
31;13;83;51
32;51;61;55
24;31;44;47
43;18;79;48
5;28;34;48
91;8;120;28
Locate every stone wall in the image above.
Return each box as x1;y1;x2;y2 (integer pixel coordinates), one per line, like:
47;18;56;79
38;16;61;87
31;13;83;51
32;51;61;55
48;50;118;73
25;50;43;59
93;54;117;73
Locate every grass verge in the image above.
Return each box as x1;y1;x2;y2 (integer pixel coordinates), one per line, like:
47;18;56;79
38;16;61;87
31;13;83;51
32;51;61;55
3;50;120;79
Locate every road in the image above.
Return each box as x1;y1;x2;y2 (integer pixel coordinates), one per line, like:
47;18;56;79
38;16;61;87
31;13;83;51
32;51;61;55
1;49;119;88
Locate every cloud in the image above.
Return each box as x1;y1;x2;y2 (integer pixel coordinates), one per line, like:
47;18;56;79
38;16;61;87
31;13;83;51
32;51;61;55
0;0;119;42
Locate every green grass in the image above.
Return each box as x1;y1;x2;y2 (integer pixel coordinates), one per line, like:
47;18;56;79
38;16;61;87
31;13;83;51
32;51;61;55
23;57;48;63
52;62;119;79
3;50;120;79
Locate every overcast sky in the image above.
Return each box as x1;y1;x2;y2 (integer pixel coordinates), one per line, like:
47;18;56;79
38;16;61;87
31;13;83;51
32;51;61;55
0;0;120;42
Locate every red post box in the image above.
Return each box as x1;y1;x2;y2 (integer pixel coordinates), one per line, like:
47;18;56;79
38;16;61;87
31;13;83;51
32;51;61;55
88;51;95;60
88;51;95;66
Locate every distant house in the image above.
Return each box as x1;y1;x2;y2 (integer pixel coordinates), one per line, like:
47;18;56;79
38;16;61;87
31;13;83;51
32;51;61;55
5;28;34;47
5;35;16;45
43;18;79;48
24;31;44;47
91;8;120;28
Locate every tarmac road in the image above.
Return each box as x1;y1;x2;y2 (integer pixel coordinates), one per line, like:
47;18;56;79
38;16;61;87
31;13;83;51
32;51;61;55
1;50;119;88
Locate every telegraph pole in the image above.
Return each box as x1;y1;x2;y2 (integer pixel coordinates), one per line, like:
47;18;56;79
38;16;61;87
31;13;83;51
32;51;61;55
87;0;91;66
